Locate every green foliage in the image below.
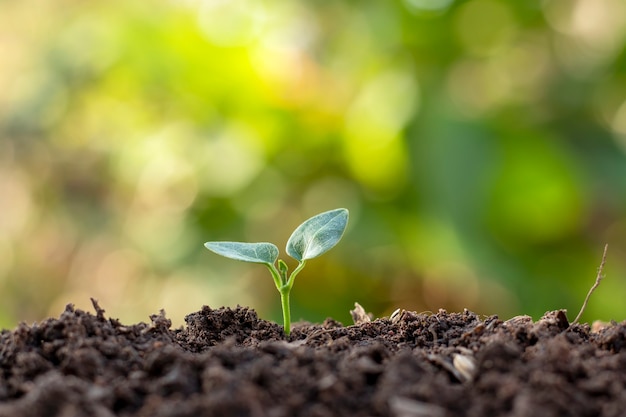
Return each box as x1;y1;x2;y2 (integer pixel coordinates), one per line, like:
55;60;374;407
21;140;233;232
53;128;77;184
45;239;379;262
205;209;349;335
2;0;626;328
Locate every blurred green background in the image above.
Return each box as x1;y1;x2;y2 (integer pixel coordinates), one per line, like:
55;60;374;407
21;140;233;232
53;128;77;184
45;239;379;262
1;0;626;329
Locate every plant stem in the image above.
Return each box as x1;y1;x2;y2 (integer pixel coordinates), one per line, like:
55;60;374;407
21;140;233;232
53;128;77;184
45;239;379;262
280;287;291;336
266;263;282;292
269;260;306;336
286;261;306;290
279;260;307;336
267;263;291;335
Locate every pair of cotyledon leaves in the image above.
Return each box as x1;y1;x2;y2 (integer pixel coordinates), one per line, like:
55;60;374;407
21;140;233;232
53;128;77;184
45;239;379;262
204;208;349;266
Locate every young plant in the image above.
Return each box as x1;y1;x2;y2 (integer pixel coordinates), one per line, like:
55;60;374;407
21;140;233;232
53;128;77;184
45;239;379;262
204;208;349;336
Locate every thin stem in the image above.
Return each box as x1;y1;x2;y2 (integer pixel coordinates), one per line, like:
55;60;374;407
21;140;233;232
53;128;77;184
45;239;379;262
267;261;298;335
265;263;282;292
277;261;306;336
572;244;608;325
286;261;306;291
280;287;291;336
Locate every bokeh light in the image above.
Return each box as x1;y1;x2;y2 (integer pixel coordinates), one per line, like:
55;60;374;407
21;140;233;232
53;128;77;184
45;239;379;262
1;0;626;329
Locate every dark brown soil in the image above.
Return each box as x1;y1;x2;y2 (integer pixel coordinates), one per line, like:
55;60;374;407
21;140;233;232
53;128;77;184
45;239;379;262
1;300;625;417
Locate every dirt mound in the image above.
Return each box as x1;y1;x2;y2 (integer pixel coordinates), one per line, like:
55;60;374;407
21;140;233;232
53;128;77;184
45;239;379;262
0;299;624;416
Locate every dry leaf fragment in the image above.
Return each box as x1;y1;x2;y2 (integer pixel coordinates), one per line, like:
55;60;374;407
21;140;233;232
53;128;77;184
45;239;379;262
350;302;372;325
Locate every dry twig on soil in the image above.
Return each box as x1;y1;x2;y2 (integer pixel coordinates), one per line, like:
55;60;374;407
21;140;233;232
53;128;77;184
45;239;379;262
572;244;608;325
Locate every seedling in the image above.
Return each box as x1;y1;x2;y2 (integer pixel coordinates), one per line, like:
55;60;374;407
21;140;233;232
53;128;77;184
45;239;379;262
204;208;349;336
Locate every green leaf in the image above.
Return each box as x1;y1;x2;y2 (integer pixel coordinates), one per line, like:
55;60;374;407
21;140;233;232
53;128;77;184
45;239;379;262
286;208;349;262
204;241;279;265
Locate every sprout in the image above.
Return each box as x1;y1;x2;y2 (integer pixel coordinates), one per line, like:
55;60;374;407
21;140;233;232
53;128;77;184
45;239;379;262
204;208;349;336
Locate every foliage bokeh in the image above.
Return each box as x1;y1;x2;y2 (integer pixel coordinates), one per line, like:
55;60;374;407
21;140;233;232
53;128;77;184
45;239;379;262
2;0;626;328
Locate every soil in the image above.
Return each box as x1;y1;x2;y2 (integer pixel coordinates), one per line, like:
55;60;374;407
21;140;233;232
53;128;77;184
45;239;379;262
1;300;625;417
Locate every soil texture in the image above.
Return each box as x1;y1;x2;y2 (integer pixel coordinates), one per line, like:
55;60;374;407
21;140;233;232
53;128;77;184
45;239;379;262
1;299;625;417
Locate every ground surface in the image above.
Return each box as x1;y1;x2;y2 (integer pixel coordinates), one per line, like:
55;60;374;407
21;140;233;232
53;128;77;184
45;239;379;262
0;300;625;417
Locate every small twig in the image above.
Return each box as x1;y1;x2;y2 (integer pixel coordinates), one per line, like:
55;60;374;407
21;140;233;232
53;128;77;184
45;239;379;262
572;244;608;325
